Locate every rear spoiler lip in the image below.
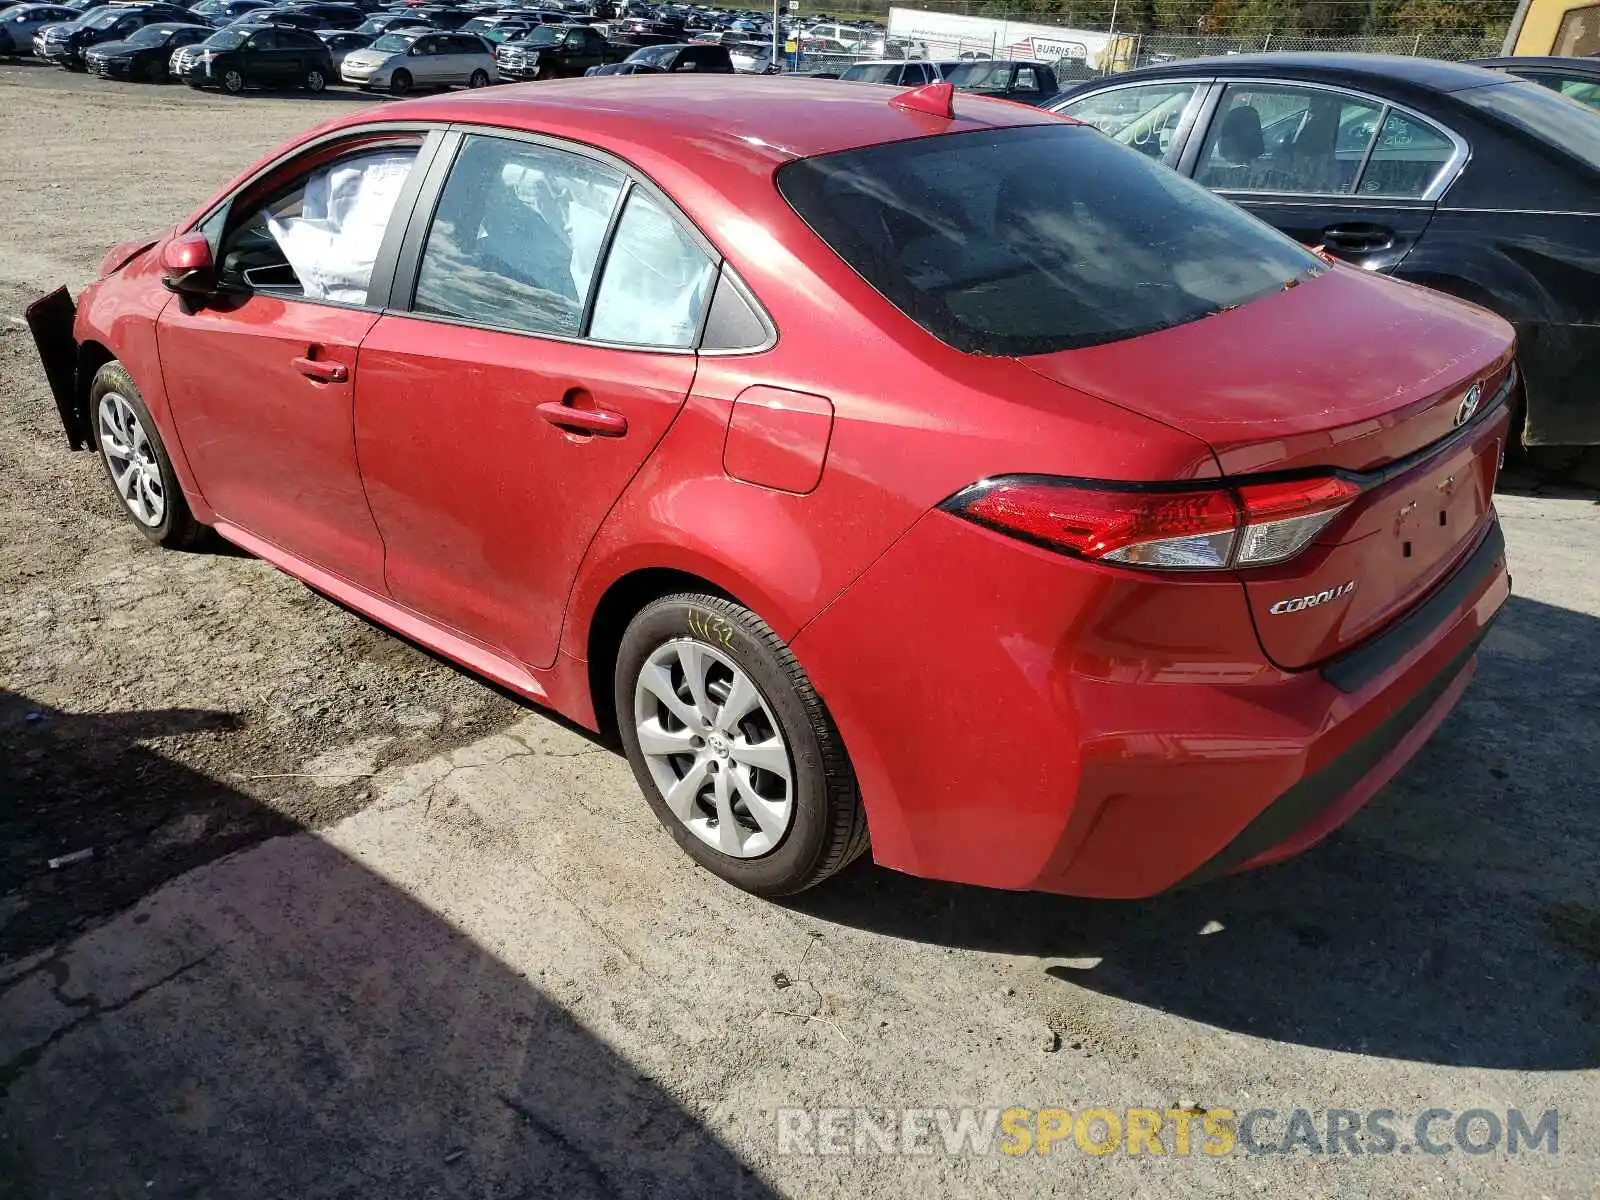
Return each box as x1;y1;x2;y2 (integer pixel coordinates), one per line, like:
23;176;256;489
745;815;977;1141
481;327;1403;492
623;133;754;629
25;286;88;451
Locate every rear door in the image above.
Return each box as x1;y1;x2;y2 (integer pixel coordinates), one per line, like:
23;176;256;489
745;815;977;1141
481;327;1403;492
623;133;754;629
355;131;716;668
1177;80;1457;272
408;33;443;81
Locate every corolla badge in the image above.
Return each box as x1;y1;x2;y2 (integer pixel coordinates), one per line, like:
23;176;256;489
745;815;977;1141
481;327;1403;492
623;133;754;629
1268;581;1357;615
1455;383;1482;427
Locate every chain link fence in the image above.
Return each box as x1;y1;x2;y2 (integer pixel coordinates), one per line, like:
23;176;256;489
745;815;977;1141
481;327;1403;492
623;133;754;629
778;4;1505;73
1129;30;1502;64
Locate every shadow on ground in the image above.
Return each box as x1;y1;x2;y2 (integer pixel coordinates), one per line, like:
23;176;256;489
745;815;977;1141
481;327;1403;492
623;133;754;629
789;592;1600;1072
0;688;774;1199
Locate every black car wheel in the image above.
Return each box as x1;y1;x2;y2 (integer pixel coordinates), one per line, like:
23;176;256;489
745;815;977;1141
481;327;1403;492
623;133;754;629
304;66;326;91
530;61;546;79
221;67;244;93
90;362;203;550
467;68;489;87
615;593;869;896
389;67;411;94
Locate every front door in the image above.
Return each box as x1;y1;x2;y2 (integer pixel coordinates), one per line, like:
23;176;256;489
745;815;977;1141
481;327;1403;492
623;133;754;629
1182;81;1448;272
355;132;717;667
158;138;425;592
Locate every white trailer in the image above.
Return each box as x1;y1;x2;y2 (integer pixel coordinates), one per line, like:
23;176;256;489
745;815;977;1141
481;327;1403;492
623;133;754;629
886;6;1116;65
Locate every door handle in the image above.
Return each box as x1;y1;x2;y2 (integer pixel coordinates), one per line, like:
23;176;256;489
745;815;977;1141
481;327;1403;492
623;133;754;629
536;400;627;438
292;355;348;383
1321;223;1395;254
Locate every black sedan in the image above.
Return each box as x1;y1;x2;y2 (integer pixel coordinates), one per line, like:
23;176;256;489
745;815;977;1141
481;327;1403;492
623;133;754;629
1052;54;1600;449
1469;55;1600;111
84;20;210;79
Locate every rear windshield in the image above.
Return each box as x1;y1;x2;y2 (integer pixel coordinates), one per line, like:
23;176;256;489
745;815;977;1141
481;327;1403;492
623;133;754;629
943;61;1015;89
123;22;176;44
776;123;1321;356
842;62;899;83
1456;79;1600;173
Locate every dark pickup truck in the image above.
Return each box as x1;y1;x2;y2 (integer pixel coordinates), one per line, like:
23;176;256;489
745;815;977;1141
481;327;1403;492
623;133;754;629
941;58;1060;105
494;23;626;80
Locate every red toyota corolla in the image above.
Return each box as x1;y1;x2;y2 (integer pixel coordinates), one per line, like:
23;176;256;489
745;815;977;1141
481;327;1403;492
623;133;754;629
29;78;1514;899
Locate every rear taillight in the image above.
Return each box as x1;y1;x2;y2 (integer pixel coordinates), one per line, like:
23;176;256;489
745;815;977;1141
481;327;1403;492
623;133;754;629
942;474;1361;571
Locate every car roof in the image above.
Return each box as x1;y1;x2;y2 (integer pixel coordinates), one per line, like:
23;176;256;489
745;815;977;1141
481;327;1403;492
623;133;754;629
353;76;1059;166
1469;54;1600;74
1075;51;1513;94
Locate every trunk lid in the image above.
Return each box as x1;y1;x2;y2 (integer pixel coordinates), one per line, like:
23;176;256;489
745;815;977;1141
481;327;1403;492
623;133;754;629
1020;264;1516;670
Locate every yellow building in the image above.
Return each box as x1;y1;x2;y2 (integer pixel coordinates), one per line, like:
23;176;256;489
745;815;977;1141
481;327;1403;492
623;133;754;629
1501;0;1600;56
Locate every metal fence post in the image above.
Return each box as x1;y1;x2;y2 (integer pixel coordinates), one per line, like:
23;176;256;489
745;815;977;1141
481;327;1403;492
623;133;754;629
1412;31;1423;54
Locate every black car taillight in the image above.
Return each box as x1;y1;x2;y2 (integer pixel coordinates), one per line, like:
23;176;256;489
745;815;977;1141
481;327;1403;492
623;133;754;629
941;474;1361;570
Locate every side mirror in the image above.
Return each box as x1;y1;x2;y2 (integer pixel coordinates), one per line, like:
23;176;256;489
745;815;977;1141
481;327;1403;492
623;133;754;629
159;232;214;295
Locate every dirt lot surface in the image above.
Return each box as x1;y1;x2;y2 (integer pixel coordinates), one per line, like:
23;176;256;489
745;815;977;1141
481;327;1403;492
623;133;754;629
2;66;1598;1200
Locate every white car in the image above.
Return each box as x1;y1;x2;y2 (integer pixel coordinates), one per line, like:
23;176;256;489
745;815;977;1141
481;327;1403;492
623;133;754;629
340;29;496;93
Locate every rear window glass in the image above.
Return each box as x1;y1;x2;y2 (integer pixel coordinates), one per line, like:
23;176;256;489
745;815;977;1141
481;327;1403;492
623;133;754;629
776;123;1322;356
842;63;899;83
1457;79;1600;173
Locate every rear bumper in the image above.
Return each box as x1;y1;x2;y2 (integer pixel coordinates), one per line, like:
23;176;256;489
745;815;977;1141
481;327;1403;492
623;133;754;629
792;508;1509;898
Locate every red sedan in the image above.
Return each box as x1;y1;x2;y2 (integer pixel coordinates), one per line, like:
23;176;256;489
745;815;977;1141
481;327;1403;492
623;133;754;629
28;78;1514;899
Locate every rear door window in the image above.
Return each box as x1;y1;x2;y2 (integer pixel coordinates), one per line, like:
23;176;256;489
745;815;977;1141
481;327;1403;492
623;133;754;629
413;135;624;337
777;123;1320;355
1194;83;1384;194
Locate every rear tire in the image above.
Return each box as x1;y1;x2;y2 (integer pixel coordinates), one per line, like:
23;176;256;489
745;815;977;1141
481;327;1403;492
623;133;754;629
467;68;489;88
304;66;326;92
389;68;411;94
90;362;202;550
615;593;868;896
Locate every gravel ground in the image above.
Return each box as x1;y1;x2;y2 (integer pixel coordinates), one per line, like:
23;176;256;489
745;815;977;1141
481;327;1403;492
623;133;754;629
1;66;1597;1200
0;68;520;960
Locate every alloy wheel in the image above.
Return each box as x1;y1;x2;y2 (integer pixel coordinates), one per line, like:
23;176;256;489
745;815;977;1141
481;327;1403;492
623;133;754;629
223;68;243;93
98;392;164;527
633;638;794;858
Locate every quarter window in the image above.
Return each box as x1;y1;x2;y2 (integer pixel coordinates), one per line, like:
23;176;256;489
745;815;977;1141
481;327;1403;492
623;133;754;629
588;189;715;348
1358;110;1455;197
413;135;624;337
1195;84;1384;194
1060;83;1200;160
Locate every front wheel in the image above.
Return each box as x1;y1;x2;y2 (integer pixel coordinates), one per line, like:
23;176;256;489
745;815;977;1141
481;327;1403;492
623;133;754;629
90;362;202;549
616;594;868;896
221;67;244;94
388;68;411;95
303;66;326;92
467;68;489;88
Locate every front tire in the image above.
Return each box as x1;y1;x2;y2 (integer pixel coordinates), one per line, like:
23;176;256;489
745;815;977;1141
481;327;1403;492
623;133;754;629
221;67;244;94
304;66;326;92
388;68;411;95
90;362;202;549
616;594;868;896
